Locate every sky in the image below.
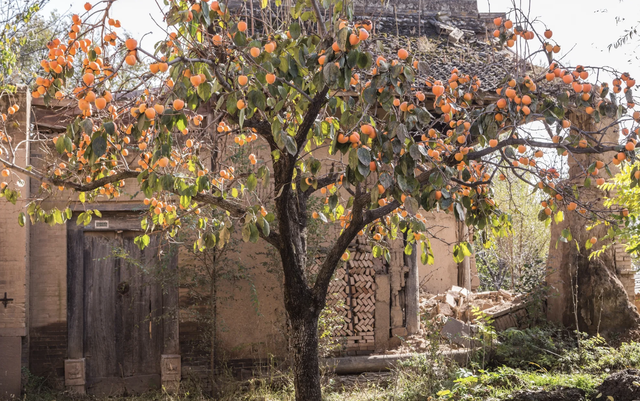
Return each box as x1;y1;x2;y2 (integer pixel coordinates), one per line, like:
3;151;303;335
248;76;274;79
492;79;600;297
478;0;640;82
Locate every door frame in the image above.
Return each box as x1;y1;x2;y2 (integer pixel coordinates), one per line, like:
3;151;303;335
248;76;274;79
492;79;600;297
66;211;179;393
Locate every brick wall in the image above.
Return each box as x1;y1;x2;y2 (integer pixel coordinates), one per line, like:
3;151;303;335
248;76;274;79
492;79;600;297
0;86;31;397
0;87;30;333
28;222;67;382
28;322;67;382
614;243;636;301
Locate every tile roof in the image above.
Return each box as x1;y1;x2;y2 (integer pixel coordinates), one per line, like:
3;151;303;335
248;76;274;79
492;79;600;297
369;31;515;92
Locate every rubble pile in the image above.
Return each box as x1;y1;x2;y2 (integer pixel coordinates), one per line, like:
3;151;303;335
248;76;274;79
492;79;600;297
420;286;530;330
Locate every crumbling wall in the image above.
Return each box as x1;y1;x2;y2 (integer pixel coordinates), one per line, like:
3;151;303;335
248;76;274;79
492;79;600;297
546;113;640;335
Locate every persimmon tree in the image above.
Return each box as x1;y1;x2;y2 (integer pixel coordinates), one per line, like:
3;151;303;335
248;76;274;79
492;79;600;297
1;1;639;399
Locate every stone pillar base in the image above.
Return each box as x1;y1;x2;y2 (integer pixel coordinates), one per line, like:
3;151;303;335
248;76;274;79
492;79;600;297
161;354;181;393
64;358;85;394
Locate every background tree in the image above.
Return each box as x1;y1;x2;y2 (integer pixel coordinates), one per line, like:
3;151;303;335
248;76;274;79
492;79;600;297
0;1;638;399
601;160;640;257
0;0;54;87
476;173;550;292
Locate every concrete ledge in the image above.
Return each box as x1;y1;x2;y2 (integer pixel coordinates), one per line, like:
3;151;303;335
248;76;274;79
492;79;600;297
322;349;471;374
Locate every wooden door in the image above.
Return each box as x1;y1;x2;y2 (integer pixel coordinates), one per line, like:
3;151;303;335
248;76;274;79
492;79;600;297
81;231;165;395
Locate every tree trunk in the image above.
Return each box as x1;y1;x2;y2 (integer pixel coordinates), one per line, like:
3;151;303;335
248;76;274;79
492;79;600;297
404;239;420;335
289;313;322;401
275;178;324;400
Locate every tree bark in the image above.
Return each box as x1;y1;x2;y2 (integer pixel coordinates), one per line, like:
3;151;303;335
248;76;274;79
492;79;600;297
290;313;322;401
404;239;420;335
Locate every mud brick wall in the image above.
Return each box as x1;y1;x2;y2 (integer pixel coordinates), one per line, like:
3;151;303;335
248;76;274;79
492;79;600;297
614;243;636;301
28;322;67;381
0;87;30;333
0;86;31;398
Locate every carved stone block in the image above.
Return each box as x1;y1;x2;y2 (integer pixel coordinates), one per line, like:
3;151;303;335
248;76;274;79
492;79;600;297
64;358;85;387
161;354;181;383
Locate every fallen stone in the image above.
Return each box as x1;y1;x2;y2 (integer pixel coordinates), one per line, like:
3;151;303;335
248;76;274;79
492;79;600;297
595;369;640;401
449;28;465;43
445;293;457;308
449;285;465;296
438;302;454;317
440;317;477;348
509;387;585;401
474;291;494;299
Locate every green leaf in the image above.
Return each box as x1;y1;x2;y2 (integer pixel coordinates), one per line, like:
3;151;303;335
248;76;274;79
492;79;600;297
250;222;259;242
404;243;413;255
103;121;115;136
218;226;230;249
357;52;372;70
337;27;349;51
242;222;251;242
405;197;419;215
421;241;435;265
260;219;270;236
55;136;67;154
18;212;25;227
247;174;257;191
393;123;408;142
204;233;216;248
357;148;371;165
379;172;393;189
585;239;593;250
349;148;359;169
197;81;212;101
362;86;377;104
92;136;107;158
373;245;382;258
285;136;297;155
238;108;245;128
134;234;151;250
289;21;301;39
323;62;340;86
180;195;191;208
248;90;266;111
233;31;247;46
81;119;93;134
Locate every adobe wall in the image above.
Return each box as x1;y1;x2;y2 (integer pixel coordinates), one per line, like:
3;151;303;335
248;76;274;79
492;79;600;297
0;87;31;398
178;238;288;372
